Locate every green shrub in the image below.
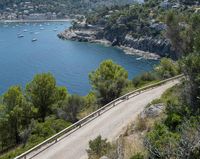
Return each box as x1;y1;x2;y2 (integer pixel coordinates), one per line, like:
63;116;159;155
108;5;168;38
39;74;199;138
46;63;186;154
28;116;71;144
61;95;84;123
0;117;71;159
87;135;111;159
130;152;144;159
154;58;180;79
83;92;97;109
146;123;180;158
132;72;158;88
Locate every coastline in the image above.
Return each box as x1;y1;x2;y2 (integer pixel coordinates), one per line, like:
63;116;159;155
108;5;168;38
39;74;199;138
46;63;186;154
81;38;160;60
66;36;161;60
101;43;160;60
0;19;73;23
58;29;161;60
78;38;160;60
119;46;160;60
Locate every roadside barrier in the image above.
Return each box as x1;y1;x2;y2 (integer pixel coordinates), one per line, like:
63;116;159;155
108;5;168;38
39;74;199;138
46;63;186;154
15;74;184;159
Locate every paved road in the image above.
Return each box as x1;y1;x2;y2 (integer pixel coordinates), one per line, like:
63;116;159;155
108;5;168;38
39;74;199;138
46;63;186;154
32;80;179;159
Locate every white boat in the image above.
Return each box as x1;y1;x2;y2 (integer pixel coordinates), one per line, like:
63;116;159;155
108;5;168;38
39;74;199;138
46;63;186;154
40;27;45;30
18;34;24;38
23;29;28;32
32;38;37;42
53;29;58;31
136;57;143;61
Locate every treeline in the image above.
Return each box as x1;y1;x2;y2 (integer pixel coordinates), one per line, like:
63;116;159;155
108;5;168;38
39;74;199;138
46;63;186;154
0;0;137;15
0;57;180;158
86;2;162;39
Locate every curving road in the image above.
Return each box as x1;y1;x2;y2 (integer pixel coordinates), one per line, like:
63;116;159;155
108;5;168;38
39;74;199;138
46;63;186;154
30;80;179;159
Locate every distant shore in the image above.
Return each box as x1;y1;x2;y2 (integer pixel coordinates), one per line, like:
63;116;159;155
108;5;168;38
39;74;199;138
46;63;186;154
0;19;73;23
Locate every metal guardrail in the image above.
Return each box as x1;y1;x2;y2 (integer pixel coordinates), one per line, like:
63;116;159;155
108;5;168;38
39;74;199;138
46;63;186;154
15;74;184;159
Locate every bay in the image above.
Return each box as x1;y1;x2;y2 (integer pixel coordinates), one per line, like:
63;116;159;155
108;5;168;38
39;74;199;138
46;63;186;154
0;21;158;96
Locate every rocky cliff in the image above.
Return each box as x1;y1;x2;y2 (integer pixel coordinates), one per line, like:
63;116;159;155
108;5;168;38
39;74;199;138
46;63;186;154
58;28;175;60
122;34;176;59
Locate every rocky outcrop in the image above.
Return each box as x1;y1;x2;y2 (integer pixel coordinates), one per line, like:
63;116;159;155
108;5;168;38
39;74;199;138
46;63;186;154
140;103;165;118
122;34;176;59
58;27;176;59
58;29;97;42
58;28;111;45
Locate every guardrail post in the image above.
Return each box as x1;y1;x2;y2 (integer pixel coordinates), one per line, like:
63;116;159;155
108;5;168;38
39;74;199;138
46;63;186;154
24;156;26;159
113;102;115;106
98;112;100;116
126;96;129;100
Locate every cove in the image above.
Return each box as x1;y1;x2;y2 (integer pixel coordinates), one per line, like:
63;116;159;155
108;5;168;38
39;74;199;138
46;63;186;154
0;21;158;96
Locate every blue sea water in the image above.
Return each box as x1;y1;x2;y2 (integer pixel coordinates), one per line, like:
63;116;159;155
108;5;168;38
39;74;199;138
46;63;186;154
0;21;158;96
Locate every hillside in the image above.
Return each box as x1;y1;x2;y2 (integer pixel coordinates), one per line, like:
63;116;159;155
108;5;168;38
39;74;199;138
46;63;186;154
0;0;141;20
58;0;200;59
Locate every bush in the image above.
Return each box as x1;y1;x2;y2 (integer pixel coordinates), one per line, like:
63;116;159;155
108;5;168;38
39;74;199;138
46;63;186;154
132;72;158;88
87;136;111;159
145;123;180;158
28;116;71;144
0;117;71;159
61;95;84;123
130;152;144;159
154;58;180;79
84;92;97;109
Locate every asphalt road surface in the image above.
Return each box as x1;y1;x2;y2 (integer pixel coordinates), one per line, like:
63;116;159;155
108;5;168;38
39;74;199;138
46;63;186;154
31;79;179;159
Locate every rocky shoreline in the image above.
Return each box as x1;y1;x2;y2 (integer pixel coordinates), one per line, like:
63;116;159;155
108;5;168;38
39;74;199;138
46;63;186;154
58;29;162;60
119;46;160;60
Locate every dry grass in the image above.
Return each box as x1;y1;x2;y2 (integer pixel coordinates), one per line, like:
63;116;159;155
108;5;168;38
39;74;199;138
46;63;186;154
118;111;165;159
135;116;148;132
123;134;146;159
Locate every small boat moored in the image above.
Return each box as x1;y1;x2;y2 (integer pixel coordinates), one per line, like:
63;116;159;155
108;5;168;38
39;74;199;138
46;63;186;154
31;38;37;42
18;34;24;38
136;57;143;61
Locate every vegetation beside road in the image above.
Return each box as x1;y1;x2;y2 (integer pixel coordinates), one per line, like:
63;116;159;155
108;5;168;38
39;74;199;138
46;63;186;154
86;2;200;158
